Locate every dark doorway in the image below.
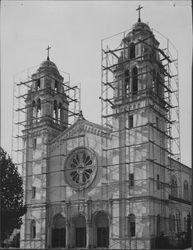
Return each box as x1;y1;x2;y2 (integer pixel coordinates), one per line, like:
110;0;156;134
73;215;87;248
76;227;86;247
52;214;66;248
97;227;109;247
94;211;109;248
52;228;66;248
127;214;136;237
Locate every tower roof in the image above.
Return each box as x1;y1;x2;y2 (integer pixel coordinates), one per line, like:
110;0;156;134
124;21;153;41
37;58;60;74
132;21;151;33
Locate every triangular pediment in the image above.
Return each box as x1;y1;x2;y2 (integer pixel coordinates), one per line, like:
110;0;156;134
49;116;106;153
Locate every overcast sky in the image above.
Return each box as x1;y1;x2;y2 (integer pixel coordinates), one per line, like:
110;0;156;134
1;1;192;167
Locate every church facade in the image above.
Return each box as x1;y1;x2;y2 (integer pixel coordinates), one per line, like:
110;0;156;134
19;17;191;250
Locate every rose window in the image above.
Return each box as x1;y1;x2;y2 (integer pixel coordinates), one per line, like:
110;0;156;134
65;147;97;189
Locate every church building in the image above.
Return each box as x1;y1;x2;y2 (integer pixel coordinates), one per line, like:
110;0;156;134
18;8;191;250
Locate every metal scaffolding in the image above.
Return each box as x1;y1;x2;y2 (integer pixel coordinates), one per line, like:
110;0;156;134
101;24;180;249
12;63;80;248
10;21;183;249
12;65;80;164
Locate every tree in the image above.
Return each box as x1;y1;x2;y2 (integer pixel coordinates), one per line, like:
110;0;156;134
184;212;191;247
175;213;192;249
0;147;27;244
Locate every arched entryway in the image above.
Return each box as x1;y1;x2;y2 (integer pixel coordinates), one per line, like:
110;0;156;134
93;211;109;248
73;214;86;247
52;214;66;248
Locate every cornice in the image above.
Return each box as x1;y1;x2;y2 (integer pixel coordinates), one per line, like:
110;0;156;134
49;119;109;153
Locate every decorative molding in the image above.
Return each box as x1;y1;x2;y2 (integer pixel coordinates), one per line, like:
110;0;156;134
50;119;106;153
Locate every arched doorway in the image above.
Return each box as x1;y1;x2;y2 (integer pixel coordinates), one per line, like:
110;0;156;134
73;214;86;247
52;214;66;248
94;211;109;248
127;214;136;237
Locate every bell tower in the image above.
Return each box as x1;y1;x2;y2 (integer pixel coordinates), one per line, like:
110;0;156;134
20;53;69;248
26;56;69;135
101;8;178;249
114;18;167;249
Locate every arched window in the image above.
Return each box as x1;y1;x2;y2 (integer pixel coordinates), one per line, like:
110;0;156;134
32;186;36;199
54;80;58;93
171;175;177;197
156;72;160;96
132;67;138;94
169;214;172;231
36;79;40;90
130;43;135;59
176;212;181;233
52;214;66;248
172;215;176;232
124;69;130;97
33;138;37;150
31;220;36;239
157;174;160;190
32;100;36;123
128;115;134;129
152;69;158;93
129;173;134;187
187;213;191;232
37;99;41;122
127;214;135;236
157;214;160;236
53;100;58;123
73;215;86;248
183;180;189;200
94;211;109;247
58;103;62;124
184;217;187;232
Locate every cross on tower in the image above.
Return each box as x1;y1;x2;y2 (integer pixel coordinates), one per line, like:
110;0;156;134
46;45;51;60
136;5;143;22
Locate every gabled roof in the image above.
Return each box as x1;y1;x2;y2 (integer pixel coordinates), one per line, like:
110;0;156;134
49;112;110;153
169;157;191;173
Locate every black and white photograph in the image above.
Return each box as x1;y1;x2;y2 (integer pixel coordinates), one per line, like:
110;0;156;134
1;1;192;249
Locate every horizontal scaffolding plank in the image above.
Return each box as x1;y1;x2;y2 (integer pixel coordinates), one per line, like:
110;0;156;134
138;38;172;63
100;97;114;106
15;87;78;100
102;54;145;71
108;50;120;59
102;138;173;155
155;59;172;78
102;81;115;90
103;36;149;55
101;98;173;124
17;73;78;93
101;88;172;109
102;122;172;140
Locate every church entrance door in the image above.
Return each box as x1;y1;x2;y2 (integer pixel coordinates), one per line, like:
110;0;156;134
52;214;66;248
76;227;86;247
97;227;109;247
52;228;66;247
94;211;109;248
73;214;86;248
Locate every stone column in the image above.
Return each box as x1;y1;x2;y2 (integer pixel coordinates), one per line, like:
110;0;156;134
66;220;70;248
86;199;92;249
109;199;113;248
86;220;92;249
66;202;71;248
